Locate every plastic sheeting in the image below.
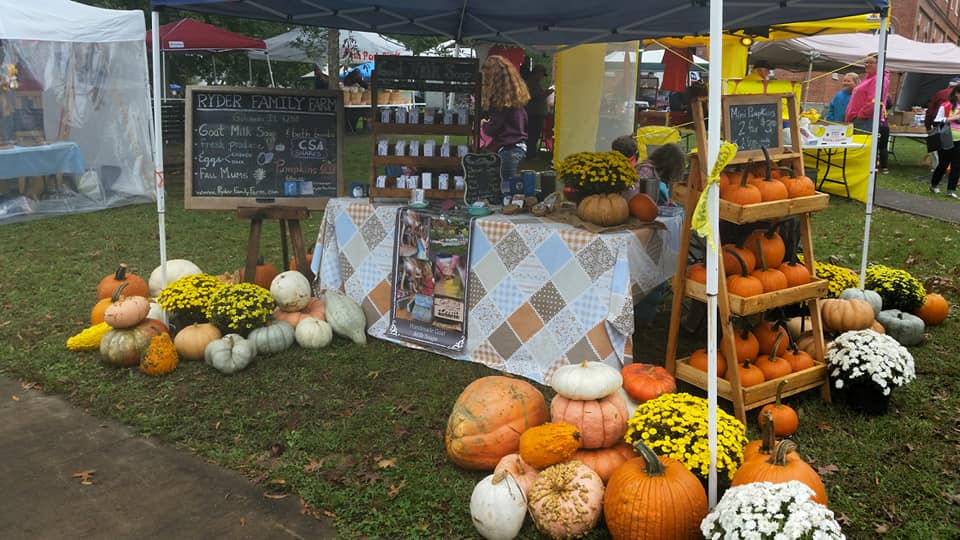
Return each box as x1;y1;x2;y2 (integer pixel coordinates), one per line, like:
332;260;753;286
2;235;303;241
0;30;154;223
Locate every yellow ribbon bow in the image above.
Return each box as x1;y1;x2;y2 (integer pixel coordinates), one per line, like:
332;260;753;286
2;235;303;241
691;141;738;253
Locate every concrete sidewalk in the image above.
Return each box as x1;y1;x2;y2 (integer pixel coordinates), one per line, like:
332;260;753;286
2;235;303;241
0;375;335;540
874;188;960;224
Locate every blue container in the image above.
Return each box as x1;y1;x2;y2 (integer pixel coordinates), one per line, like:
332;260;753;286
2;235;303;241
521;170;537;195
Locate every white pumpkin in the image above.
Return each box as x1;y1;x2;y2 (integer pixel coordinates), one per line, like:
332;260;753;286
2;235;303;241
270;271;312;312
147;302;165;322
204;334;257;374
469;470;527;540
839;288;883;318
248;321;295;354
323;289;367;345
550;360;622;400
148;259;202;298
295;317;334;349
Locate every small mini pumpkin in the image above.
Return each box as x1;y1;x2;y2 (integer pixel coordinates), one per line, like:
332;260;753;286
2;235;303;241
688;348;727;378
915;292;949;326
753;333;792;381
577;193;630;226
173;323;222;361
528;460;605;539
470;470;527;540
204;334;258;374
550;360;622;400
139;333;179;376
758;380;799;437
518;422;583;469
294;317;333;349
270;271;313;312
248;321;295;354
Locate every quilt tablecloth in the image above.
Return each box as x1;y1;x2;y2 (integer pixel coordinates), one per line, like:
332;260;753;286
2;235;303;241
314;198;680;384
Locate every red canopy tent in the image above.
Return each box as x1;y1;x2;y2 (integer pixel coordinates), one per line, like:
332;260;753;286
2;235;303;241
146;18;266;53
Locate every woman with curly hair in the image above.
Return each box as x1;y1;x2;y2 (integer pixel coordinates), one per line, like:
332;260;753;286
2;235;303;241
480;55;530;186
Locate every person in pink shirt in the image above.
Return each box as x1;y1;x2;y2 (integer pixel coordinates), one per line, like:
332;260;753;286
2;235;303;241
845;54;890;171
928;85;960;198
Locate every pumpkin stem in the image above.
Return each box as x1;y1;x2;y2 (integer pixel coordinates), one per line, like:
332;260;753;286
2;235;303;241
759;410;776;454
761;147;772;181
774;379;788;407
755;238;769;272
630;439;667;477
115;264;129;281
739;161;752;188
491;469;510;485
769;440;798;466
727;248;750;278
580;360;589;368
764;221;782;239
770;332;784;360
110;282;129;302
257;255;265;265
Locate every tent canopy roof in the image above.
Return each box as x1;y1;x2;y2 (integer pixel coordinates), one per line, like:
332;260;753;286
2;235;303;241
751;33;960;73
147;18;266;52
151;0;888;47
247;28;409;65
2;0;144;42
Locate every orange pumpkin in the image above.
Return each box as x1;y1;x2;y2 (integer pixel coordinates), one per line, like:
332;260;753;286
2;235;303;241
749;148;789;202
736;359;766;387
568;442;636;483
745;225;786;269
272;297;326;328
759;380;799;437
723;242;756;275
915;293;950;325
720;164;763;205
731;326;760;363
239;256;280;289
754;320;789;356
97;264;149;300
91;283;128;325
289;252;314;272
732;440;828;506
445;376;548;470
750;239;788;292
550;392;629;449
726;250;764;298
687;262;707;284
753;333;792;381
628;193;659;221
777;260;812;287
604;440;708;539
783;338;816;372
621;363;676;403
577;193;630;226
688;348;727;378
779;168;817;198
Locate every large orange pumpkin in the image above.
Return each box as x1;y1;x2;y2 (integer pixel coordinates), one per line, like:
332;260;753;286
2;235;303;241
568;442;636;483
621;363;676;404
550;392;629;449
604;440;708;539
732;440;828;506
915;293;950;325
628;193;659;221
97;264;149;300
445;376;548;470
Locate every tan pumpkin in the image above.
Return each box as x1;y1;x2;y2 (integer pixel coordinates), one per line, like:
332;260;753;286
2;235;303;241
577;193;630;226
272;297;326;328
103;294;151;329
528;461;605;539
568;442;635;483
550;392;629;449
445;376;549;470
820;298;875;333
493;453;541;496
173;323;222;361
518;422;583;469
91;283;128;325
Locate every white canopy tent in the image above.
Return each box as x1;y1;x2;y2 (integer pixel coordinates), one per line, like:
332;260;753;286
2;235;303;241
247;28;410;66
0;0;154;224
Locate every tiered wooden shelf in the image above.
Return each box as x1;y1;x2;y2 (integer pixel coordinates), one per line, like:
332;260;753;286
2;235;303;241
665;93;832;423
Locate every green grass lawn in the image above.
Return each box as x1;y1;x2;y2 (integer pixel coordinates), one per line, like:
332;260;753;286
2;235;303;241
1;134;959;538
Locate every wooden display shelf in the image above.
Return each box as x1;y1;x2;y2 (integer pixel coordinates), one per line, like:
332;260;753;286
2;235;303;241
371;122;474;136
372;156;464;168
685;279;828;316
727;150;804;165
369;187;464;200
674;357;830;411
672;184;829;224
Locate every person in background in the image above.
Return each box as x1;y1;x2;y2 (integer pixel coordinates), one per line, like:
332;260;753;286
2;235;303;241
523;64;552;160
928;85;960;198
925;77;960;129
825;72;860;122
480;55;529;184
744;59;772;81
878;95;892;173
845;54;889;133
611;135;686;205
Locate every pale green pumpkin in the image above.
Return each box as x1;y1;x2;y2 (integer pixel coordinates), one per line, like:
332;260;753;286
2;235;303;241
204;334;257;374
248;321;295;354
876;309;925;346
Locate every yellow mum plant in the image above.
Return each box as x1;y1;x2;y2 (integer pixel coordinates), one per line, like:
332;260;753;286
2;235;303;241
556;151;639;196
624;392;748;481
157;273;226;326
206;282;275;335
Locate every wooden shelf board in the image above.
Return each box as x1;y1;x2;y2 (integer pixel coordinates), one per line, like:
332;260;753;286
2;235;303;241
675;357;828;410
372;156;465;168
673;184;829;224
369;187;464;200
727;151;804;165
371;122;474;136
685;278;828;316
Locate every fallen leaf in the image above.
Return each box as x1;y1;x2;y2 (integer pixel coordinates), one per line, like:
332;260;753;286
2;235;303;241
11;395;18;401
874;523;890;534
239;517;246;527
20;381;39;391
905;443;914;452
269;479;286;486
71;470;96;485
944;492;960;505
393;403;415;415
367;370;380;379
270;443;284;457
322;510;337;519
376;457;397;469
214;421;221;430
263;492;290;500
388;480;405;498
303;458;324;473
817;464;840;476
816;422;834;432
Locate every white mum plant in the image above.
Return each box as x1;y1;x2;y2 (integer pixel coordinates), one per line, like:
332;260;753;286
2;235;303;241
701;481;845;540
825;329;916;396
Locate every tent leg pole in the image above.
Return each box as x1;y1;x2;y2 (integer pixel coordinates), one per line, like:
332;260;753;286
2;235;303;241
151;10;168;323
859;14;890;285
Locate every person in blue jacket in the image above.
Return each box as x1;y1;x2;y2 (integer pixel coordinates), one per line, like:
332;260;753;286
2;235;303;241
825;72;860;122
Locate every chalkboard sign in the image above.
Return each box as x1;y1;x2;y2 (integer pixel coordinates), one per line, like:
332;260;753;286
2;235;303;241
184;86;343;210
375;56;478;89
722;95;782;159
13;91;44;145
462;153;502;206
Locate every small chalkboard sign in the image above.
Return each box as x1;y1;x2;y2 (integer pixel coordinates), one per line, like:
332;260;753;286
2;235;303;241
185;86;343;210
723;95;782;159
13;91;44;145
462;153;502;206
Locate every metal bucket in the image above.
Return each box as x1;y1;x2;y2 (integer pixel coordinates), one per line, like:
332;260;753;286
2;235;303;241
637;177;660;201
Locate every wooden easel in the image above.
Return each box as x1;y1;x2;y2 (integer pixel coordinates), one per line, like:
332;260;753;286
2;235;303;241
238;206;313;284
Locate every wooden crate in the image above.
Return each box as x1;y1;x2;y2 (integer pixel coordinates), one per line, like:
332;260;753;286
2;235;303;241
675;357;830;411
673;183;829;224
685;279;829;316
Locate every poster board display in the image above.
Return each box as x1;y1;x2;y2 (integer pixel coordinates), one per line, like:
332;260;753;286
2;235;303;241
722;94;783;160
185;86;343;210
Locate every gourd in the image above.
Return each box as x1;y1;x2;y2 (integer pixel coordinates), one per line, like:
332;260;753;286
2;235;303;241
528;461;605;539
139;333;179;376
323;289;367;345
247;321;295;354
725;250;764;298
567;442;636;483
876;309;925;346
550;360;622;400
750;238;788;292
91;283;128;325
272;297;326;328
518;422;583;469
604;439;708;540
731;440;828;505
839;287;883;317
446;376;548;470
627;193;658;221
470;471;527;540
577;193;630;226
173;323;222;361
294;317;333;349
148;259;202;298
758;380;799;437
97;264;149;300
204;334;258;374
550;393;628;449
820;298;875;333
915;293;949;325
493;453;541;497
103;294;151;329
620;363;675;404
100;326;154;367
753;333;792;381
238;255;280;289
270;271;312;312
67;322;112;351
